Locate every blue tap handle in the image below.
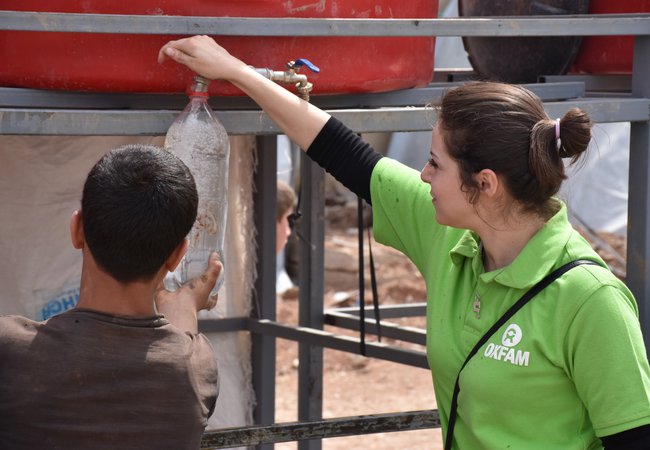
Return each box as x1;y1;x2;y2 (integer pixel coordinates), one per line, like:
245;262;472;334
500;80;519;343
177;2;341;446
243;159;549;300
294;59;320;73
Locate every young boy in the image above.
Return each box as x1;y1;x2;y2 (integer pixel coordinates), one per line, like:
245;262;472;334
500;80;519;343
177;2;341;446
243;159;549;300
0;145;221;450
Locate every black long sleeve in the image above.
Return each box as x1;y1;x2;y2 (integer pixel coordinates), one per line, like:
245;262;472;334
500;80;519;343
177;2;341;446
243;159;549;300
306;116;383;204
601;424;650;450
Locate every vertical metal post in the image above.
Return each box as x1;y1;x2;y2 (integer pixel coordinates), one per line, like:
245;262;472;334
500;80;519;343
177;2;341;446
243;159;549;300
297;153;325;450
627;35;650;355
252;135;278;449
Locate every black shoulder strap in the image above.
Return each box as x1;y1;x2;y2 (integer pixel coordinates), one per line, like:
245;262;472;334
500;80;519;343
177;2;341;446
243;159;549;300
357;196;382;356
444;259;600;450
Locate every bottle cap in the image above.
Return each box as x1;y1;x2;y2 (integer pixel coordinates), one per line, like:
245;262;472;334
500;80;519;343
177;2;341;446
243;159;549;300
188;75;210;97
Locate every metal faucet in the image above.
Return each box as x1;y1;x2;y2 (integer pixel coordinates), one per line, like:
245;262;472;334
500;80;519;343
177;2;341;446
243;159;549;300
252;59;320;102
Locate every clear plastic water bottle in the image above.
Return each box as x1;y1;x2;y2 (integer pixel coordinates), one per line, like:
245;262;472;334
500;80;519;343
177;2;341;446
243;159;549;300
163;75;229;296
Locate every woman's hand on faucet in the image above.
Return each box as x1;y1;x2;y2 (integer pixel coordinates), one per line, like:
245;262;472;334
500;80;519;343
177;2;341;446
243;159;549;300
159;34;330;151
158;35;247;81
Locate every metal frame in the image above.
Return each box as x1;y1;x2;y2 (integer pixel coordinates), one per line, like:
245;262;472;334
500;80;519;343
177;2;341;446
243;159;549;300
200;409;440;449
324;306;427;346
628;34;650;357
0;81;587;108
2;11;649;448
2;11;649;36
251;136;279;446
2;83;648;135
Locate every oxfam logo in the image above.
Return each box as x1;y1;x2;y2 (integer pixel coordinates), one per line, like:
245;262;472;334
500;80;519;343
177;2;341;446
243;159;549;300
501;324;522;348
484;323;530;367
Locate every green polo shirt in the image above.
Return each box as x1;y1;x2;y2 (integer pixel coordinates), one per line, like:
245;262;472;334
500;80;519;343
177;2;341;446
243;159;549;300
370;158;650;450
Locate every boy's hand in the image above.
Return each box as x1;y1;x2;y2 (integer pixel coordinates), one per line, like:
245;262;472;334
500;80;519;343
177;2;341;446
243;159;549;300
154;253;222;332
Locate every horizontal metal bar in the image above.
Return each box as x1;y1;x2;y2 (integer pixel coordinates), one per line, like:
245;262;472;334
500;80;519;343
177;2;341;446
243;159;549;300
0;107;434;135
324;311;426;346
432;69;475;82
522;82;586;101
328;303;426;318
2;97;646;136
540;74;632;93
200;409;440;449
198;317;248;333
0;86;424;110
544;98;650;123
1;12;649;37
0;88;191;110
195;316;428;367
194;307;427;343
249;319;429;369
583;91;633;100
0;108;178;136
313;81;586;108
0;82;585;110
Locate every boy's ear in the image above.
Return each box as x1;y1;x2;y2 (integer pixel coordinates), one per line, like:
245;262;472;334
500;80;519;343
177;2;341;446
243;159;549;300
70;210;85;249
165;238;189;272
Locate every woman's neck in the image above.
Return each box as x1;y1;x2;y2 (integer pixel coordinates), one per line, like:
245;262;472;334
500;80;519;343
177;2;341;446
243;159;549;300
478;214;547;272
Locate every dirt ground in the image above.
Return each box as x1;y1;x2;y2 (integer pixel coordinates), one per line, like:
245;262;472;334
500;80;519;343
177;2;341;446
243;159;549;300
273;191;435;449
272;192;627;450
274;224;441;450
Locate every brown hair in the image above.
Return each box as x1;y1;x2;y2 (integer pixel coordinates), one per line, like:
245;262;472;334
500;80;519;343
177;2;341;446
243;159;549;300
438;81;592;218
277;180;296;221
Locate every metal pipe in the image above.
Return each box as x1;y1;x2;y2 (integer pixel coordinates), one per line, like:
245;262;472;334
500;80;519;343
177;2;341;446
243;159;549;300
252;64;313;101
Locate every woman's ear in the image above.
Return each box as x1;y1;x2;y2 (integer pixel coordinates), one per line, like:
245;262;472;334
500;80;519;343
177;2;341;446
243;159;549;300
475;168;500;198
70;210;85;249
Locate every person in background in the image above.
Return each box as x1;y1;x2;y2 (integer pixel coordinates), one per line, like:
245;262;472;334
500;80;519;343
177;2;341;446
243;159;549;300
276;180;296;256
158;35;650;449
0;144;221;450
276;179;297;293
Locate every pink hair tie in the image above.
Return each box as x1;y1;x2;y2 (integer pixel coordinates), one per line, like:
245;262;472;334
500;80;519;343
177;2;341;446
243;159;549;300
555;118;562;151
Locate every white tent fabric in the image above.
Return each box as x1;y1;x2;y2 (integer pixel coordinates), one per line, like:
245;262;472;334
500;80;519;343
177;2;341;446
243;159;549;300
560;122;630;236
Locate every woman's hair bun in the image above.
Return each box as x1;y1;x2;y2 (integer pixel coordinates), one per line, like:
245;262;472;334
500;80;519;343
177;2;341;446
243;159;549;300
556;108;592;161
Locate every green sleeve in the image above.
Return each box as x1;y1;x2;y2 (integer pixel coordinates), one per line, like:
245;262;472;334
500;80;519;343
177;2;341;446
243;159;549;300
370;158;441;272
565;283;650;436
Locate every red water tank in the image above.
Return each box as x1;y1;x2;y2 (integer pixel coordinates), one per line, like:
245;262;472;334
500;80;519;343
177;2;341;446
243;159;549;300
570;0;650;74
0;1;438;95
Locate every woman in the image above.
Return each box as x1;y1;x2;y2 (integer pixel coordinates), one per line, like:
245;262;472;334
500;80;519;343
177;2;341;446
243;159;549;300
158;36;650;449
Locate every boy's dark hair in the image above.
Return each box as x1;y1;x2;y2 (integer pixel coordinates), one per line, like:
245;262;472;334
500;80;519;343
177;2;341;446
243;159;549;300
81;144;198;283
